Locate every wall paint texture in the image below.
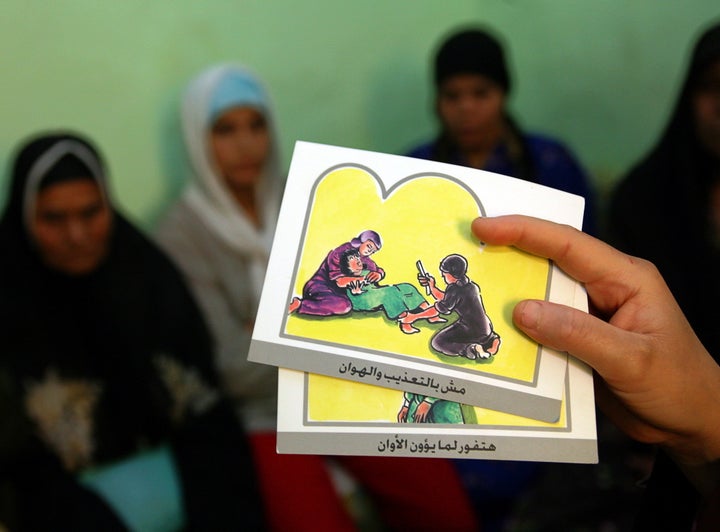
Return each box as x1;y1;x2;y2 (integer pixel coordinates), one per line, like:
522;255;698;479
1;1;718;226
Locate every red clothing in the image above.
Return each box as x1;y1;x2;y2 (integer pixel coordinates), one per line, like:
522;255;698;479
250;432;480;531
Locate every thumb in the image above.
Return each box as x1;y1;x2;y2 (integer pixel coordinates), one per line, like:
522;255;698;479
513;300;641;382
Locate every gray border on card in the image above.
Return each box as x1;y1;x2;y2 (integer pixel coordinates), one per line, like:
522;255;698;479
300;366;572;432
277;432;598;464
276;367;598;464
251;339;562;421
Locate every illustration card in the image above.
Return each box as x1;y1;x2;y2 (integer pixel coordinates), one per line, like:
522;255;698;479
276;286;597;464
249;141;585;422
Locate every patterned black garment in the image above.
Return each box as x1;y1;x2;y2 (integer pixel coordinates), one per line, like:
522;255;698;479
0;132;265;531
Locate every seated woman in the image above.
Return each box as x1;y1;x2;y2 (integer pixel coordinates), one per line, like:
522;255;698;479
608;22;720;529
0;132;264;531
156;64;479;531
406;26;597;234
339;248;445;333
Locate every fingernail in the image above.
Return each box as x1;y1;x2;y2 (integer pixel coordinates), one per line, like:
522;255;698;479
516;300;541;329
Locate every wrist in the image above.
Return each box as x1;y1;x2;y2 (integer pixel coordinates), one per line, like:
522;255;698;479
665;396;720;496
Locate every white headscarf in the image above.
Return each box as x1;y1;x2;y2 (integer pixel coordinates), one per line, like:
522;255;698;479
179;64;282;299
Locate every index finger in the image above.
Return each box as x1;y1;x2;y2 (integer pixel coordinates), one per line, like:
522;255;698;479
471;215;634;286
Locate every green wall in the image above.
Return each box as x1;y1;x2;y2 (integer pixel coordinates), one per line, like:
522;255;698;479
1;1;718;227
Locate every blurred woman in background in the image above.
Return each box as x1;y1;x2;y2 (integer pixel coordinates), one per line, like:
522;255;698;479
407;26;597;234
156;63;480;531
0;132;264;531
609;20;720;530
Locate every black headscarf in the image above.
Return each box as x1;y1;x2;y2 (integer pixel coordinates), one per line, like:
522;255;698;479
608;21;720;531
434;28;511;92
0;133;107;265
0;132;264;530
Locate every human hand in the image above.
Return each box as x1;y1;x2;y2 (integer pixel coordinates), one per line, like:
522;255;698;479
365;271;382;283
413;401;431;423
397;406;409;423
348;280;365;295
471;215;720;471
417;273;435;289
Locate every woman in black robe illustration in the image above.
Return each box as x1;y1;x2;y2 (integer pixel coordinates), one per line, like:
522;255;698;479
406;254;501;360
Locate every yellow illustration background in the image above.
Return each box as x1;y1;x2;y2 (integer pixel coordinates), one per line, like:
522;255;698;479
286;167;552;423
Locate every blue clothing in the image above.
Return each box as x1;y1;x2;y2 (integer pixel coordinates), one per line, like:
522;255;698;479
407;133;596;235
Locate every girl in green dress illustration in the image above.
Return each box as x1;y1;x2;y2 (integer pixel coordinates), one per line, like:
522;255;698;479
339;248;446;333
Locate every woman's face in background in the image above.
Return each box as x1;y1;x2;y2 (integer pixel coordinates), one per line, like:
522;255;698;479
693;59;720;158
31;179;112;275
436;73;506;152
210;106;270;192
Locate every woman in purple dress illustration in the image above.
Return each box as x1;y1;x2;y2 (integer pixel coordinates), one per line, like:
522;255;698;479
288;230;384;316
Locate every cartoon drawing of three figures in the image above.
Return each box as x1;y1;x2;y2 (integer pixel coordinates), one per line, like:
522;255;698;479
288;230;501;361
